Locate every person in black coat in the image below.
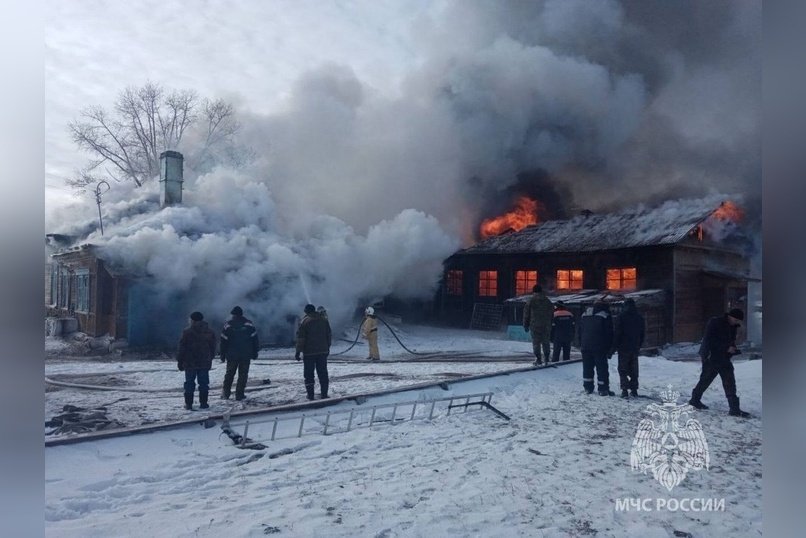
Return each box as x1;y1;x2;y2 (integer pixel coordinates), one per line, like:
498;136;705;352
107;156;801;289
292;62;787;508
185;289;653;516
689;308;750;417
614;299;645;398
177;311;217;410
578;302;614;395
550;301;575;362
295;304;333;400
220;306;259;401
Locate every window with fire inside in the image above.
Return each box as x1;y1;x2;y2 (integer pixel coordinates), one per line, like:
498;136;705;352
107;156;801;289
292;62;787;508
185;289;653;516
478;270;498;297
556;269;584;291
514;270;538;296
606;267;637;291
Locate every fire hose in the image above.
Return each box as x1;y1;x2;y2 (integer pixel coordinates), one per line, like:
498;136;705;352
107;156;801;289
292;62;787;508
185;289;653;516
330;316;432;356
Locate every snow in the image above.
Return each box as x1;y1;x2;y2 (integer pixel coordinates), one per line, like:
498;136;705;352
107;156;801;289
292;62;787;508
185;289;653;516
45;324;762;537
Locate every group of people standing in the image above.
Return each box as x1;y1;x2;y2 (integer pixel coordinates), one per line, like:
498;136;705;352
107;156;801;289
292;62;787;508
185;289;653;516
523;284;750;416
176;306;259;410
176;302;386;409
523;285;645;398
177;303;334;410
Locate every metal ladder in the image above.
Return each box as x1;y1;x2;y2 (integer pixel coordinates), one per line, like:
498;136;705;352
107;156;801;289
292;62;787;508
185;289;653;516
225;391;509;449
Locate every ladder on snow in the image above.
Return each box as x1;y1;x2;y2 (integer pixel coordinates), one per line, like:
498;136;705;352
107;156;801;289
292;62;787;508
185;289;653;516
225;392;509;449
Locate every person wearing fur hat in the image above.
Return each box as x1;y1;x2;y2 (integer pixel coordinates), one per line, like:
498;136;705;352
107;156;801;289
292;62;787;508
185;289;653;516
220;306;259;401
689;308;750;417
177;311;217;410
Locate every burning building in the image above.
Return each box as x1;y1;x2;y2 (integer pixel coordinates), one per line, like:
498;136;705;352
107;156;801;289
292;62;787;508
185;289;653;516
439;197;759;346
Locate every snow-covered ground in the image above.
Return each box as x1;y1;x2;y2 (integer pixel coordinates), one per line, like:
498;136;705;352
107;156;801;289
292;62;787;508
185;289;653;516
45;325;762;537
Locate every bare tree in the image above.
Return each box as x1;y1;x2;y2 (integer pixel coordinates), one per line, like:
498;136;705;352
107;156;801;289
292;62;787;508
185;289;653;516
68;81;248;189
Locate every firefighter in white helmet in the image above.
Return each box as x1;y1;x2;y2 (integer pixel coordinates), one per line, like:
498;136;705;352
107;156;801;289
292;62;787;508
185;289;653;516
362;306;380;360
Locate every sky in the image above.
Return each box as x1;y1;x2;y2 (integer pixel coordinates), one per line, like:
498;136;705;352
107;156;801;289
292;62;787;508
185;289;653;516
43;1;762;339
46;0;762;229
45;0;427;209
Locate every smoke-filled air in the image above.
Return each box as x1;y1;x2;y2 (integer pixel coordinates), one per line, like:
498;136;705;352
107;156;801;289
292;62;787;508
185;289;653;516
46;0;760;339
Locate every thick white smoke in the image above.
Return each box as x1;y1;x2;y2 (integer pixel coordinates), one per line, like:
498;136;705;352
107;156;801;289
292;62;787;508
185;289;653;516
52;169;457;342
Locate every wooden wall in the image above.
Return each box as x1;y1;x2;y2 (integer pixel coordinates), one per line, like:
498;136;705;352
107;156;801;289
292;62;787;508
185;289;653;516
441;246;676;329
46;249;127;339
672;243;749;343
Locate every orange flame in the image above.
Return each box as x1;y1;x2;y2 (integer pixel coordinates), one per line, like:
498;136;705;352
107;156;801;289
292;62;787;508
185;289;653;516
480;196;542;238
712;201;744;222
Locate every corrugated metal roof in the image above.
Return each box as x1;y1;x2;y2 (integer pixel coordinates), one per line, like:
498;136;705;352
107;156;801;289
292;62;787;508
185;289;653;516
459;196;733;254
505;289;667;306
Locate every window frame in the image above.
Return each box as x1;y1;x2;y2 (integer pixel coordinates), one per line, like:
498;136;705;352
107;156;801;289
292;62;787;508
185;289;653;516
48;264;58;306
556;269;584;291
606;267;637;291
75;269;90;313
57;267;71;309
446;270;463;296
514;270;538;296
478;270;498;297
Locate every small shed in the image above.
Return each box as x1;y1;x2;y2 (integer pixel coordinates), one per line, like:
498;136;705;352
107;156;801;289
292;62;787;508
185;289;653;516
504;289;668;348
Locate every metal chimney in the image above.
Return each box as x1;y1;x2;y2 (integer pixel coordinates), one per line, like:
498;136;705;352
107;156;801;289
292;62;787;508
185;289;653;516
159;150;184;207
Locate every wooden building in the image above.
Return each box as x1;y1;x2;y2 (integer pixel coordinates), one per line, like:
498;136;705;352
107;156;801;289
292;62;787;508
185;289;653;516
45;243;130;340
439;198;758;345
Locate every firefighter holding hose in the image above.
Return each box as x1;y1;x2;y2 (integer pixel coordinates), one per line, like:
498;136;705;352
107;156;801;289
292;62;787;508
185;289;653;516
362;307;381;361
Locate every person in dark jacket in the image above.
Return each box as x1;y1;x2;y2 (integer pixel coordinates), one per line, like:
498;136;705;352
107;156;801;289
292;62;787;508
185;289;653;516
220;306;259;401
614;299;645;398
550;301;575;363
177;311;217;410
578;302;614;395
295;304;332;400
689;308;750;417
523;285;554;366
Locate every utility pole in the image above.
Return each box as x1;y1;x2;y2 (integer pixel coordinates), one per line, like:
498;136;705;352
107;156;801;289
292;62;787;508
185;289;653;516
94;180;110;235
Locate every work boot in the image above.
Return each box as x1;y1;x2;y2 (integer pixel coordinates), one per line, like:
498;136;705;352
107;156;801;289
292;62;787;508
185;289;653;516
199;391;209;410
321;394;329;399
184;393;194;411
235;394;247;402
688;398;709;410
630;389;639;398
621;389;629;399
599;390;614;396
727;396;751;417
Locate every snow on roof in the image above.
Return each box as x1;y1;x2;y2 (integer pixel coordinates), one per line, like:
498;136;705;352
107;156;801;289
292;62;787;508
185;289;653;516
506;288;666;305
460;195;734;254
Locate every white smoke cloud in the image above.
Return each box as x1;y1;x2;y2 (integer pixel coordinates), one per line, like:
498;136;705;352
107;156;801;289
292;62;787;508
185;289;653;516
54;168;458;341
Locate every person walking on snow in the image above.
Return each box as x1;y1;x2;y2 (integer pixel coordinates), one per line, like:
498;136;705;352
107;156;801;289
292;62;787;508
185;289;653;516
578;302;614;396
688;308;750;417
523;285;554;366
550;301;575;363
362;307;381;360
177;311;217;410
295;304;332;400
614;299;645;398
220;306;259;401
